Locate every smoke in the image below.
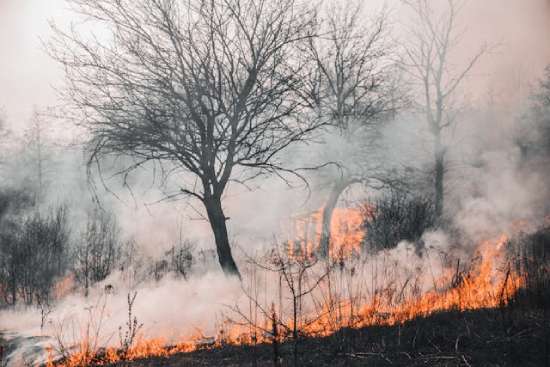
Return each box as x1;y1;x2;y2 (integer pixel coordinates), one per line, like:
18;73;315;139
0;0;548;255
0;1;550;365
0;273;242;339
0;272;243;366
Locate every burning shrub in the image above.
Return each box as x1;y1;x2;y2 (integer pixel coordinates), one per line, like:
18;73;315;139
362;190;436;253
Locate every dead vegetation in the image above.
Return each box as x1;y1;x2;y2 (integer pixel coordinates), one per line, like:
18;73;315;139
43;226;550;367
0;1;549;367
99;307;548;367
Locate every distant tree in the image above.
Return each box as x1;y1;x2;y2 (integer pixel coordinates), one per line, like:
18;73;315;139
538;66;550;106
0;189;32;305
166;239;194;280
304;1;400;257
0;203;70;305
18;207;71;304
401;0;486;220
519;66;550;156
22;109;53;204
118;238;149;289
49;0;322;277
0;109;13;166
534;66;550;152
74;209;121;297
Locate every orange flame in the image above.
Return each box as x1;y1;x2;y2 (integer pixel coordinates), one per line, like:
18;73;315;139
287;207;366;259
48;211;526;367
299;235;523;336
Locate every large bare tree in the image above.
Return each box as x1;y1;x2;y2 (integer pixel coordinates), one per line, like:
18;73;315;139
49;0;321;277
304;2;398;257
401;0;485;220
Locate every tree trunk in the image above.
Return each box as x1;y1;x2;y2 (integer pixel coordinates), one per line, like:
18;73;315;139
434;134;445;220
319;178;358;258
10;277;16;305
204;196;241;278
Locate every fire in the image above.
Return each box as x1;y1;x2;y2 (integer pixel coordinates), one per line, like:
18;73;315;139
47;211;527;367
48;336;203;366
299;235;523;336
286;207;366;259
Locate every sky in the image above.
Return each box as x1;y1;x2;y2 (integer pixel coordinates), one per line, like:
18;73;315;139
0;0;67;129
1;0;549;129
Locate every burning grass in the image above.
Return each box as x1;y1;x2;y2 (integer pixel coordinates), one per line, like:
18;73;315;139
45;226;534;367
106;307;549;367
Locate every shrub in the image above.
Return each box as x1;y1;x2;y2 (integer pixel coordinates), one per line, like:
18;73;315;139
0;205;70;305
74;209;121;296
151;240;195;281
362;190;436;253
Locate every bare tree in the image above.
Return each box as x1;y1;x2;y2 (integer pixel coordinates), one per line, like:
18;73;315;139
267;249;330;366
304;1;398;256
0;109;13;167
230;247;331;366
49;0;322;277
22;109;52;205
0;204;70;306
401;0;486;219
74;209;121;297
118;291;143;360
518;65;550;158
166;239;194;280
0;189;32;305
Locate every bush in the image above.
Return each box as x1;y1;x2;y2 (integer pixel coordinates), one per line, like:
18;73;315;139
362;190;436;253
151;240;195;281
0;188;33;219
0;205;70;305
74;209;122;296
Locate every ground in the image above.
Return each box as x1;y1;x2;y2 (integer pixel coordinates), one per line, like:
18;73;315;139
107;306;549;367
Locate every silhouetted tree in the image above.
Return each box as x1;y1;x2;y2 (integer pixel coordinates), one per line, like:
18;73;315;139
74;209;121;296
0;203;70;305
49;0;322;277
22;109;53;204
304;1;399;256
519;66;550;157
401;0;486;220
